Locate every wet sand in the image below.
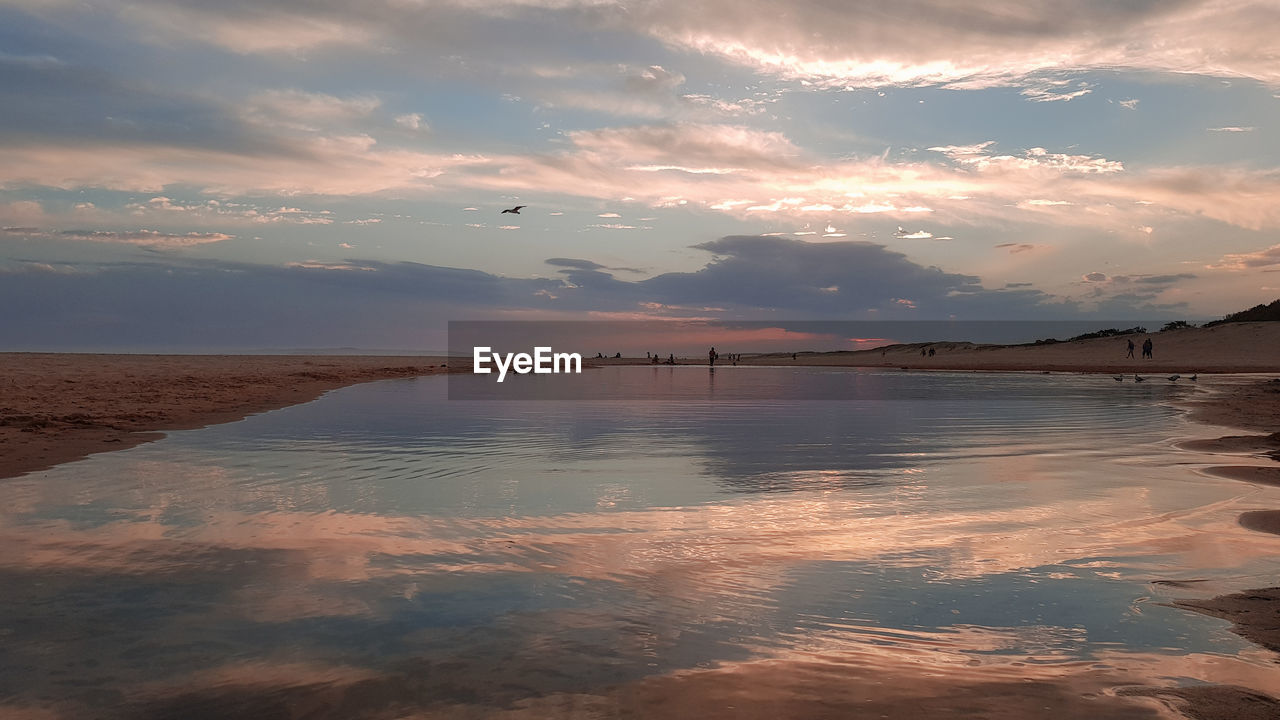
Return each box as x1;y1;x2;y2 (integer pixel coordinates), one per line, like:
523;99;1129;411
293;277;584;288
1175;588;1280;655
0;353;453;480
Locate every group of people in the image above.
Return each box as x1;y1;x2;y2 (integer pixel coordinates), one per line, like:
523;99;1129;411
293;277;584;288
707;348;743;366
1125;338;1154;359
640;349;748;366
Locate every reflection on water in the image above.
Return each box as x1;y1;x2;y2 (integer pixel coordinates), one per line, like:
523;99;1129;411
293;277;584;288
1;368;1278;719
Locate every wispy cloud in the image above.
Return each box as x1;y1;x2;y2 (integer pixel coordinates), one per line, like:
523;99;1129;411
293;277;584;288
1210;243;1280;269
2;226;233;248
1019;79;1092;103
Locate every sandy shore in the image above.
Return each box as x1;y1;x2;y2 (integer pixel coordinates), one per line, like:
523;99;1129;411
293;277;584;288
0;353;453;480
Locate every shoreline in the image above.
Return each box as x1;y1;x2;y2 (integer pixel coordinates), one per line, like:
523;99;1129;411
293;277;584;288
0;353;458;481
596;320;1280;375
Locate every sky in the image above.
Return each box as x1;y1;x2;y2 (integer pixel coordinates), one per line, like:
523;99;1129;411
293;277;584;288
1;0;1279;350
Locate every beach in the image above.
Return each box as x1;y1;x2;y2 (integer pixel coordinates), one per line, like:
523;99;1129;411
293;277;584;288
6;324;1278;483
3;330;1280;720
624;321;1280;374
0;353;453;480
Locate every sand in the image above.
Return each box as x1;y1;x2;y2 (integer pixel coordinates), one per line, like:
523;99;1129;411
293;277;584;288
1174;588;1280;655
0;353;453;480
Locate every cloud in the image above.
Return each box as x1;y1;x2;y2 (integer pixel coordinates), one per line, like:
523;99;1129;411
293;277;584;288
2;226;233;248
1;234;1207;349
1019;79;1092;103
123;197;336;225
1210;243;1280;269
534;63;777;120
1129;273;1197;284
71;0;1280;96
635;235;1053;318
244;89;381;130
545;257;643;274
930;143;1123;174
621;0;1280;90
545;257;607;271
893;227;934;239
995;243;1036;253
394;113;427;131
1118;98;1139;110
1207;126;1256;132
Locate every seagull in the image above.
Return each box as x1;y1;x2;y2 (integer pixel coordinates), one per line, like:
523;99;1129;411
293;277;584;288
500;205;526;215
1113;375;1124;382
1168;374;1180;382
1190;374;1198;382
1135;374;1146;382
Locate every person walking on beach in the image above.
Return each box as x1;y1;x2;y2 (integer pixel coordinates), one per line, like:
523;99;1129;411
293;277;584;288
709;346;718;367
1142;338;1153;359
1126;339;1135;358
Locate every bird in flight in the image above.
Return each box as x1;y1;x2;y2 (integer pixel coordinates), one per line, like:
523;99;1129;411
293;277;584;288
501;205;526;214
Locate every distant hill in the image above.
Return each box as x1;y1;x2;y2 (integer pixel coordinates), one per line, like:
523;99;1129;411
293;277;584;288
1203;299;1280;328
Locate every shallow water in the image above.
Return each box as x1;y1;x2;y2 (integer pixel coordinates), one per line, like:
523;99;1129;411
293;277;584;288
2;368;1279;718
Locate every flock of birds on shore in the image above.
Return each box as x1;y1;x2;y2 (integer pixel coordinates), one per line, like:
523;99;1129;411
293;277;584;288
1115;373;1197;383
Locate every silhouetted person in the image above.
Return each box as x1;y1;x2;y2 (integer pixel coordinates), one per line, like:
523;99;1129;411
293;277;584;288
614;352;621;358
928;347;936;357
667;354;675;365
1126;339;1135;358
792;353;797;360
921;347;927;356
1142;338;1153;359
709;346;718;366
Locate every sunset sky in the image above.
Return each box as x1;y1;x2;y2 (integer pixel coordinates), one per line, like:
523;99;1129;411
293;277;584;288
2;0;1279;349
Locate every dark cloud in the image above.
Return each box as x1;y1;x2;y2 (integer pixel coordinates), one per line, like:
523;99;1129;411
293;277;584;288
0;50;290;157
994;243;1036;253
545;257;606;271
637;236;1048;317
545;257;645;274
0;258;562;350
0;236;1191;350
1132;273;1197;284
